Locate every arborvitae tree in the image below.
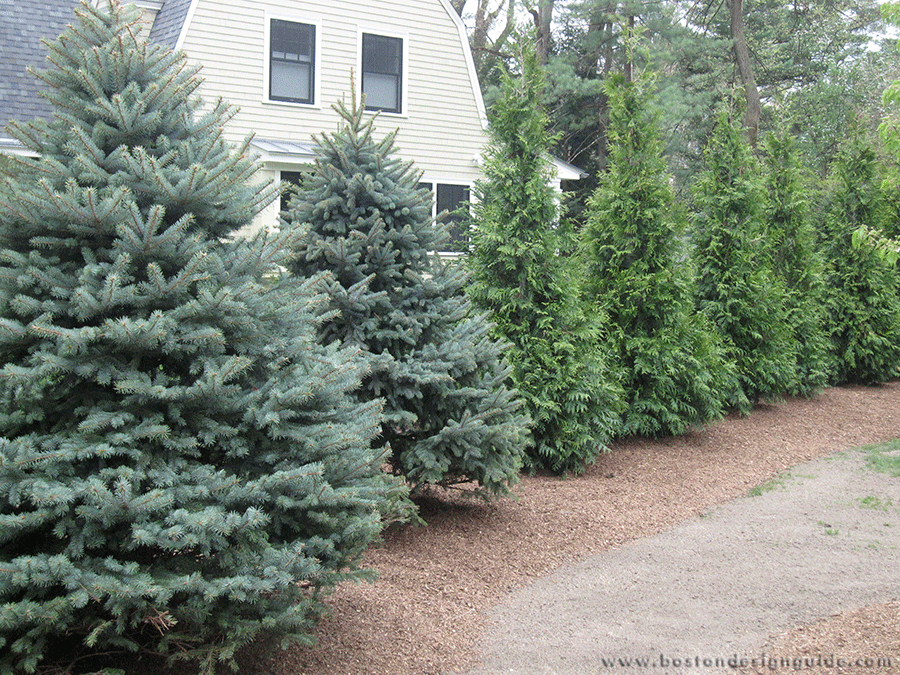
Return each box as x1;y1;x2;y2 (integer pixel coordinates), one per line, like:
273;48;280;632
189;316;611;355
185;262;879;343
0;3;403;672
761;128;831;395
467;36;623;473
286;94;529;498
582;70;741;437
820;129;900;384
692;103;799;410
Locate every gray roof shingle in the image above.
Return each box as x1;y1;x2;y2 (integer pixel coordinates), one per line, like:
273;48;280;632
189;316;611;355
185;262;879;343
1;0;194;144
148;0;192;49
0;0;80;135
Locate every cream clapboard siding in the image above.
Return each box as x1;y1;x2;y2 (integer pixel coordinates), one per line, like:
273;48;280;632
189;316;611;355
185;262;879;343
161;0;488;234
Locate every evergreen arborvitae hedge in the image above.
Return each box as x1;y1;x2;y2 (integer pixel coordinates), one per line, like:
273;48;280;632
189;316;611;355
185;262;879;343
692;104;799;409
467;38;623;473
821;130;900;384
0;3;402;672
761;129;831;395
583;71;740;437
286;95;529;497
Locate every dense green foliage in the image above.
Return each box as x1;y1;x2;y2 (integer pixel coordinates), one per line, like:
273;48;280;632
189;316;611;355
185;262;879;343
467;38;623;473
820;131;900;384
286;95;529;497
582;70;739;436
761;129;831;395
786;51;898;178
692;104;799;409
0;3;402;672
522;0;890;199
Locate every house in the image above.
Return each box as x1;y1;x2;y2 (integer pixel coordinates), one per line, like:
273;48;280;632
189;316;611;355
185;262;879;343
1;0;582;244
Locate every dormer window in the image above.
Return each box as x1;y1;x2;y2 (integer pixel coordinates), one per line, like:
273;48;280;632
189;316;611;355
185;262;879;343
362;33;403;113
269;19;315;105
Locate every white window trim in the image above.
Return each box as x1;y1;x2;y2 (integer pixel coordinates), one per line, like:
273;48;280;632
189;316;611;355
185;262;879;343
357;27;409;118
263;12;323;108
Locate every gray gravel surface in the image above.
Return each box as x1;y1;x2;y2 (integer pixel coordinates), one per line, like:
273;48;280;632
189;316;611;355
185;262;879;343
464;447;900;675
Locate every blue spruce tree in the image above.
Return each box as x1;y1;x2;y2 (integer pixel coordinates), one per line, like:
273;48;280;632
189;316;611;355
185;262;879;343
285;94;529;498
0;2;402;672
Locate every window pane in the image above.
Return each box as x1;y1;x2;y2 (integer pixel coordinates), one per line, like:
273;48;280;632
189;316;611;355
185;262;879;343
436;184;470;252
270;20;315;103
271;20;313;60
271;61;311;101
363;73;399;111
363;34;401;74
362;33;402;112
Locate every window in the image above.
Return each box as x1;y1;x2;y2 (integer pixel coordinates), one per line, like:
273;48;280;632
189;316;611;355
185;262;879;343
419;182;471;252
437;183;471;251
362;33;403;113
280;170;306;212
269;19;315;104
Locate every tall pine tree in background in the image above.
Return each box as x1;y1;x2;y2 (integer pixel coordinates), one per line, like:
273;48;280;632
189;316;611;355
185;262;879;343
692;103;799;410
761;127;831;395
467;36;623;473
583;68;741;437
286;95;529;498
0;3;402;672
820;129;900;384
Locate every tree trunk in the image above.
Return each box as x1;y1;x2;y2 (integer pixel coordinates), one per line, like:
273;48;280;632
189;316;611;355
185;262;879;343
530;0;555;64
587;3;617;172
726;0;761;147
623;13;635;83
463;0;517;84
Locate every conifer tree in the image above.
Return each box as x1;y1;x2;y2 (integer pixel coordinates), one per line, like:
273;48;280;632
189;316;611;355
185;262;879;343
820;129;900;384
0;3;402;672
761;128;831;395
467;36;623;473
583;69;741;437
692;103;799;409
286;94;529;497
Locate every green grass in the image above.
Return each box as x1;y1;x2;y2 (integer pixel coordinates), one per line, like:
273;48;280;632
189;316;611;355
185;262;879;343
857;495;895;511
817;520;840;535
746;470;816;497
747;473;790;497
860;439;900;477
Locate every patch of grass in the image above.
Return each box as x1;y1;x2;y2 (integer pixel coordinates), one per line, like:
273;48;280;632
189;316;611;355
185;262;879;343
858;495;895;511
746;470;816;497
860;439;900;477
747;472;790;497
817;520;839;536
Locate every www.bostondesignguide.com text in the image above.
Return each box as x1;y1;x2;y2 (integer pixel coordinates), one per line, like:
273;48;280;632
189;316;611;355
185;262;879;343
599;653;894;670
